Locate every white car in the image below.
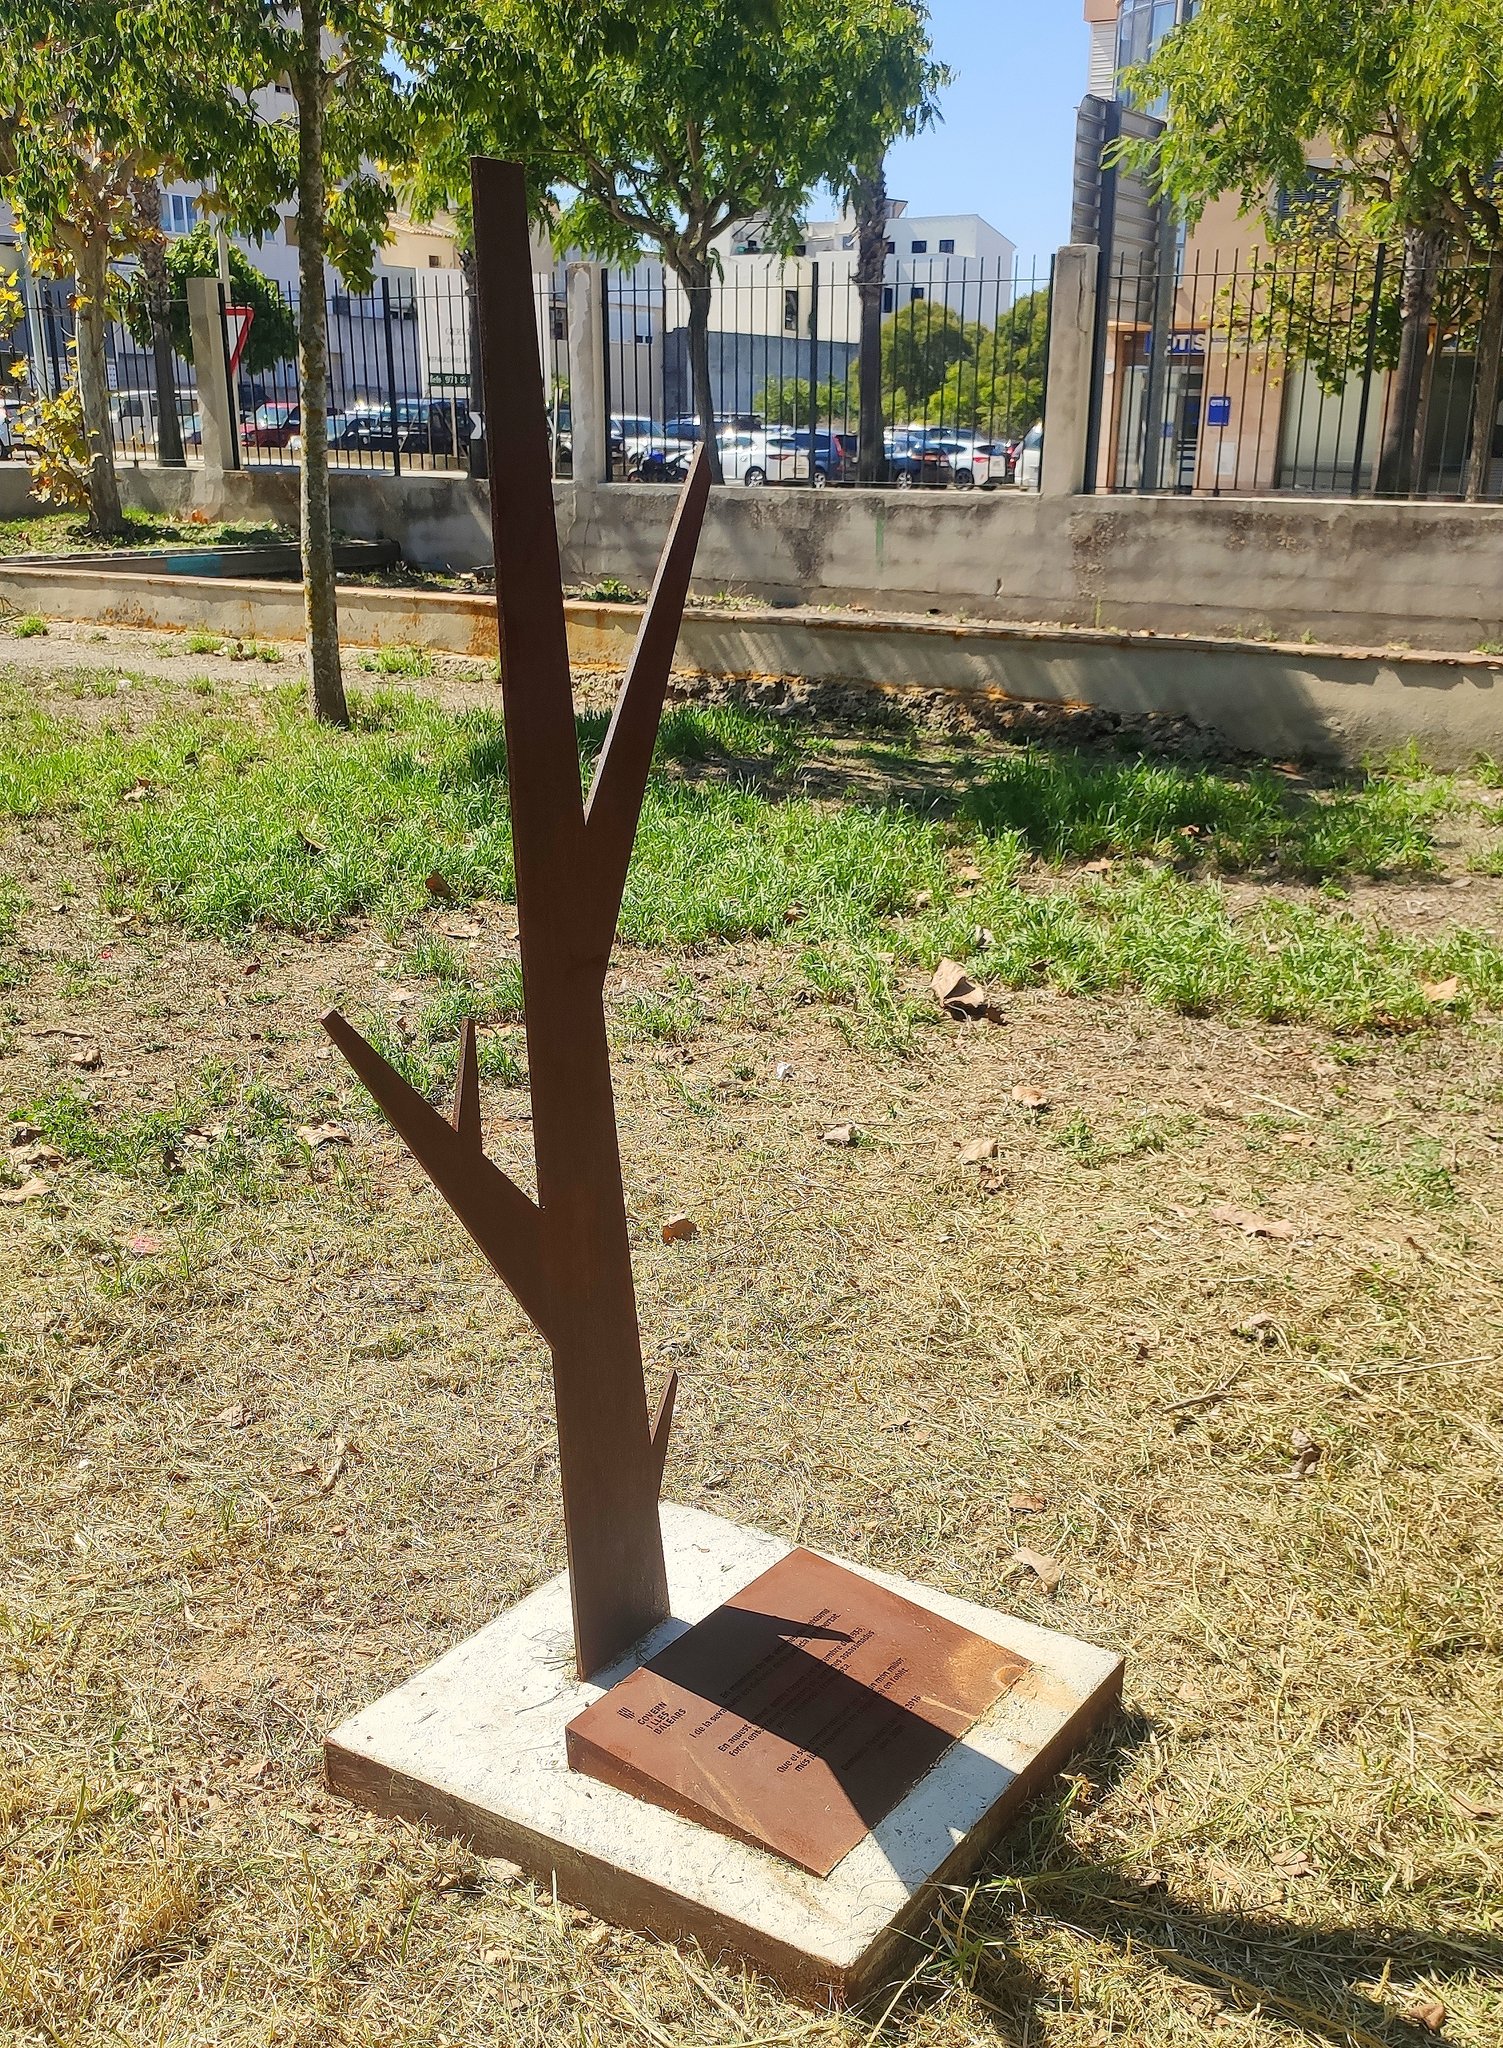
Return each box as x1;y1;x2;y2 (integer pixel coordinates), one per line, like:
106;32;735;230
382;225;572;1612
717;428;810;486
1013;421;1043;490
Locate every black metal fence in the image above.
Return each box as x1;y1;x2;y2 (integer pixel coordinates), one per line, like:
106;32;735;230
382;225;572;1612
10;258;1047;491
1090;241;1503;500
603;255;1051;485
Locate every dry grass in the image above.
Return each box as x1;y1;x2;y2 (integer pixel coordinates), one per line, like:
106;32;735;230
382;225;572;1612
1;631;1500;2048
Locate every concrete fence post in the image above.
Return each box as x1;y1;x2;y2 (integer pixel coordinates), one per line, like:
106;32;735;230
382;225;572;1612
186;276;236;478
566;262;608;487
1041;244;1099;498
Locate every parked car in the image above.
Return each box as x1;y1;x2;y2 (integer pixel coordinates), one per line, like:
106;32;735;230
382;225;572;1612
242;399;301;449
884;430;955;488
1013;420;1043;490
327;398;473;457
782;428;853;485
717;428;810;485
663;411;763;443
908;434;1012;488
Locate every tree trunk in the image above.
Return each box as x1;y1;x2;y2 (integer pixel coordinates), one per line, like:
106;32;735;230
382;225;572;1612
72;238;123;533
458;240;487;478
1376;225;1443;496
293;5;348;727
678;253;722;483
1465;244;1503;502
134;184;185;469
853;159;888;484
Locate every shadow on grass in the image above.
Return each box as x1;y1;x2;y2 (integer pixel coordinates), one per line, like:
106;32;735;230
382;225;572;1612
867;1709;1493;2046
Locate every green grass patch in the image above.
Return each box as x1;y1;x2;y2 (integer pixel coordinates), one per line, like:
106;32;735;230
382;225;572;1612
0;510;293;558
964;749;1448;877
20;1067;307;1211
3;678;1501;1035
359;643;434;679
5;613;48;639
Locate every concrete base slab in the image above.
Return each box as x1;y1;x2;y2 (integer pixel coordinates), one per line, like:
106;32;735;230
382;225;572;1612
325;1504;1123;2005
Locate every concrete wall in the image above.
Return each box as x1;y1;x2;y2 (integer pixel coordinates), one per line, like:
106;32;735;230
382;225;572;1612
0;466;43;520
7;554;1503;766
114;463;1503;658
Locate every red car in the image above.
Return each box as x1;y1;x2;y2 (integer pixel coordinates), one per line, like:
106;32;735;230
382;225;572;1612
241;400;300;449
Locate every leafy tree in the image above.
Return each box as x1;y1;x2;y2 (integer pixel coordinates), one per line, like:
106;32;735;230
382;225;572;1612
931;286;1048;436
125;223;298;377
0;9;172;530
401;0;946;481
1122;0;1503;497
878;298;975;412
130;0;410;724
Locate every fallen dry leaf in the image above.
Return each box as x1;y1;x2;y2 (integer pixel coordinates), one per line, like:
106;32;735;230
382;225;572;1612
1272;1846;1315;1879
913;889;932;910
1421;975;1461;1004
1011;1085;1050;1111
425;870;455;901
660;1214;698;1243
10;1141;61;1168
958;1136;998;1166
1212;1202;1296;1240
0;1176;47;1205
298;1122;351;1150
1081;857;1113;875
124;1233;160;1258
1234;1311;1280;1345
955;862;983;885
242;958;261;977
215;1402;251;1430
1403;1997;1447;2033
931;958;987;1020
68;1044;102;1071
1289;1427;1324;1480
820;1124;856;1147
1449;1789;1503;1822
297;828;325;857
972;925;993;949
320;1433;355;1493
1012;1546;1064;1594
1009;1490;1047;1514
773;1061;794;1081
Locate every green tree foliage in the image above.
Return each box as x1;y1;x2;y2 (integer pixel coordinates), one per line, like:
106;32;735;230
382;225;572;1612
931;286;1048;434
1122;0;1503;495
124;225;297;375
128;0;411;723
879;296;973;401
400;0;946;479
0;2;177;529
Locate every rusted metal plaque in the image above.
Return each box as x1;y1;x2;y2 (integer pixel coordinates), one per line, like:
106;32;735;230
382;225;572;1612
565;1549;1030;1877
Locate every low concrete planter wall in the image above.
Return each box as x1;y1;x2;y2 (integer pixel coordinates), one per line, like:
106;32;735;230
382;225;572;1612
0;466;44;520
6;556;1503;766
111;464;1503;656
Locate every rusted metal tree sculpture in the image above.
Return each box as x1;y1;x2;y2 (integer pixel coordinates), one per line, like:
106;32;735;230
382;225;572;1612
322;158;711;1680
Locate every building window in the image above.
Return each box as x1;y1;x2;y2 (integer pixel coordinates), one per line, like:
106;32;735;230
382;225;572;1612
939;237;955;254
283;215;299;248
881;285;894;313
910;239;927;254
549;301;566;342
163;193;197;235
427;253;441;268
884;239;895;254
783;287;799;333
1274;166;1342;232
909;285;926;303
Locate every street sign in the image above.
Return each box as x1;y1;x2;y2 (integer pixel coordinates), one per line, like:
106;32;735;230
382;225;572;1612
1207;395;1233;427
430;370;470;388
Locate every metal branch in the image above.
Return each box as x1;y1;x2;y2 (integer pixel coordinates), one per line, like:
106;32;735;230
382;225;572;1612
583;447;712;959
321;1009;553;1341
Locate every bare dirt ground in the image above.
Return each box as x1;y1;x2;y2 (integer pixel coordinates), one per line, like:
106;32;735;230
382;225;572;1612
2;627;1501;2048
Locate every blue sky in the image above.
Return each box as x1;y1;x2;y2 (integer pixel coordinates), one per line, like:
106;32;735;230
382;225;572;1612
883;0;1088;257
